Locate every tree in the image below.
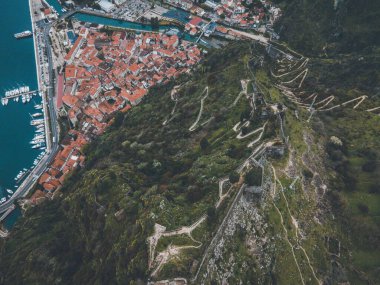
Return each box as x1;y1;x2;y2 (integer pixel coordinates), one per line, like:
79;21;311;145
241;126;249;135
368;184;380;194
207;206;216;225
244;169;261;186
357;203;369;214
229;172;240;183
200;137;210;150
240;109;250;122
150;17;159;29
362;160;377;172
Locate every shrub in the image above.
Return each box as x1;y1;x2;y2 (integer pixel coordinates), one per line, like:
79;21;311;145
229;172;240;184
362;160;377;172
200;137;210;150
357;203;369;214
244;168;261;186
368;184;380;194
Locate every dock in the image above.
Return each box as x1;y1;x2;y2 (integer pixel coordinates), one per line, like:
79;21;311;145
0;204;16;222
0;229;9;238
3;90;40;100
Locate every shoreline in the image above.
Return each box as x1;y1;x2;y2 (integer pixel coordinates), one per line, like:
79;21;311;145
0;0;55;229
29;0;52;153
29;0;41;92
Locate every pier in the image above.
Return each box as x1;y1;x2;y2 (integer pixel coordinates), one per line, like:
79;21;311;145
0;204;16;222
0;229;9;238
3;90;40;100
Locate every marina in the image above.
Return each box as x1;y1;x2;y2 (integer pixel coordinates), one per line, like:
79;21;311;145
0;0;45;229
1;86;41;106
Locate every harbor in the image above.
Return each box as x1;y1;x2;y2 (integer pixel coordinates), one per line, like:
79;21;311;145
0;0;61;227
0;0;46;229
0;100;47;206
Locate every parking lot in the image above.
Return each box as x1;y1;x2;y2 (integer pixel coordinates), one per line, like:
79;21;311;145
114;0;151;21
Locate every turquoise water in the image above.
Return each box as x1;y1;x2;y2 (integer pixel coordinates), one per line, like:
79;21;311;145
47;0;63;14
2;206;22;229
72;13;205;44
74;13;179;32
45;0;204;44
0;0;43;228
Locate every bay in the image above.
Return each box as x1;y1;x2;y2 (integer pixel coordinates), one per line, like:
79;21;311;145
0;0;42;229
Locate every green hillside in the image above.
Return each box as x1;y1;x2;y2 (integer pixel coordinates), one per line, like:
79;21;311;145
1;1;380;284
0;43;281;284
275;0;380;55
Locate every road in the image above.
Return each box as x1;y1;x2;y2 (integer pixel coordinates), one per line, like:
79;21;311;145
229;28;269;44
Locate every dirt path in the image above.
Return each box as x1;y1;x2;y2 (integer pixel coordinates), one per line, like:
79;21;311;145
148;215;207;275
272;166;321;285
189;86;209;132
151;243;203;277
215;178;235;208
247;122;267;147
236;125;263;139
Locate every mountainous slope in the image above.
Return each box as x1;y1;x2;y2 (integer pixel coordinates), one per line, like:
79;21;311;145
273;1;380;282
0;43;280;284
274;0;380;55
1;1;380;284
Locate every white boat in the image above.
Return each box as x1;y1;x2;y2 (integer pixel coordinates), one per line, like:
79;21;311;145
30;139;45;144
6;189;13;194
22;95;26;103
32;112;43;117
15;96;19;102
30;119;44;125
1;98;9;105
34;135;45;140
34;104;42;109
14;171;25;180
32;143;42;149
14;30;33;39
